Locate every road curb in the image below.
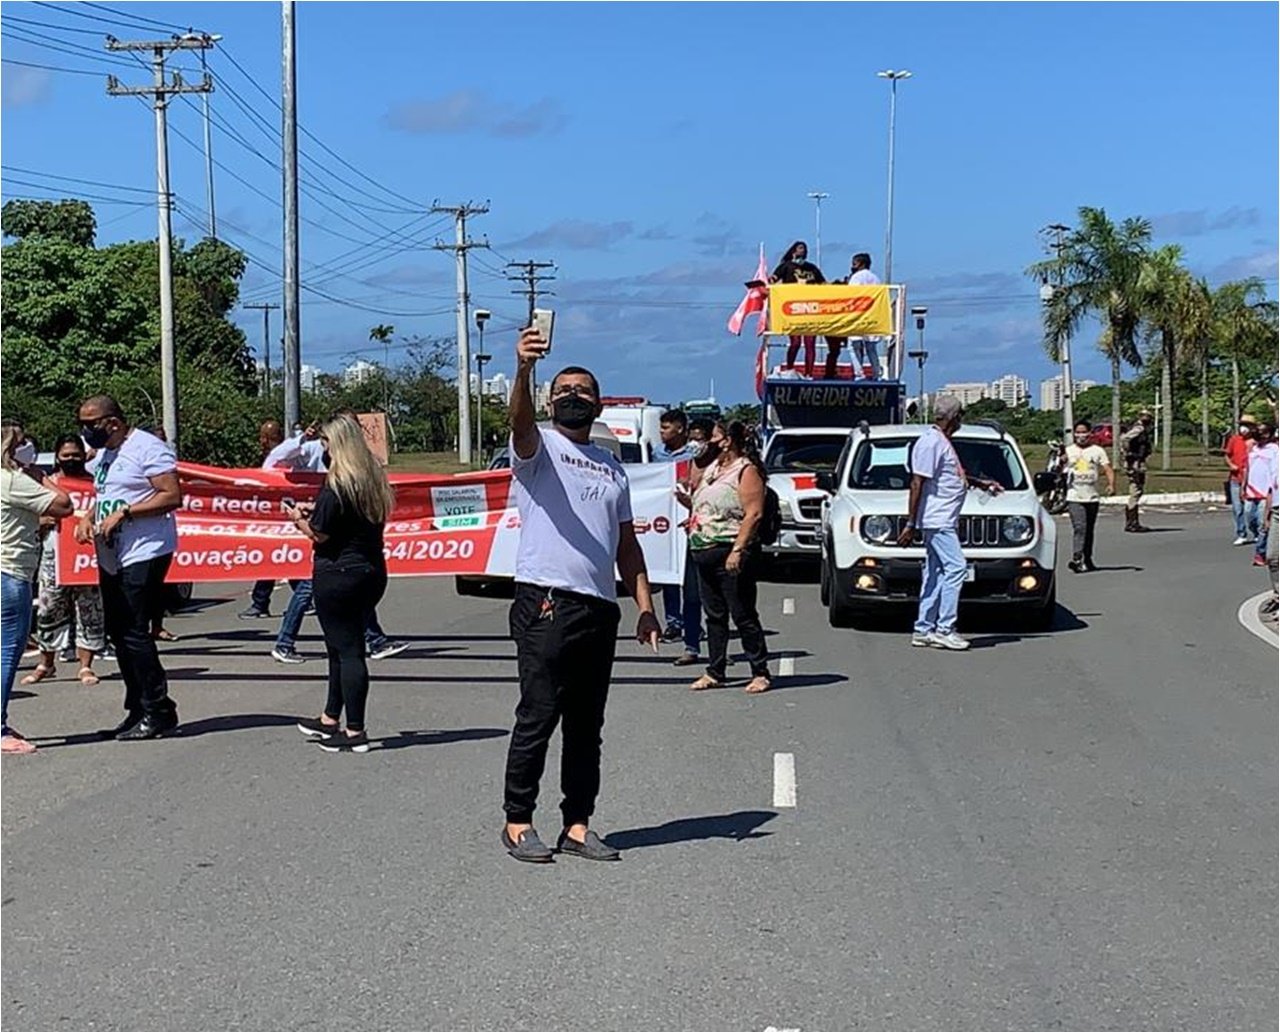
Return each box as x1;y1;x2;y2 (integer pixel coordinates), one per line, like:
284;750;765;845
1237;591;1278;649
1097;491;1221;506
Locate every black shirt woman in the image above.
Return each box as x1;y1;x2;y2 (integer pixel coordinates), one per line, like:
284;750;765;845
288;414;395;753
770;240;825;378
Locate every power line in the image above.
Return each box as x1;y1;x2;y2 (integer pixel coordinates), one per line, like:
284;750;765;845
0;57;109;77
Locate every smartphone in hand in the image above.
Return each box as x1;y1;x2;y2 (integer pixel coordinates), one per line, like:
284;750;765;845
532;309;555;354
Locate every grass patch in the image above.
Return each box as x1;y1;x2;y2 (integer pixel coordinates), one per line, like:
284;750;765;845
388;451;474;475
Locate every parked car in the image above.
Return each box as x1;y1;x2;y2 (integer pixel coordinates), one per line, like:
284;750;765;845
1088;423;1113;448
819;422;1058;629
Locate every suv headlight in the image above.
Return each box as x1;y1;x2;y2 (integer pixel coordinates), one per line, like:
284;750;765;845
863;514;895;542
1001;516;1033;543
778;498;794;520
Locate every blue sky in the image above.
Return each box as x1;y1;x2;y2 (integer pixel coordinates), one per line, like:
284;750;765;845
3;1;1277;405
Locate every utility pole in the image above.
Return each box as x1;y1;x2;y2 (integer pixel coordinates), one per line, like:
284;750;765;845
505;259;557;324
245;302;279;403
281;0;301;434
431;202;490;465
107;33;215;451
1046;222;1074;434
506;259;556;409
806;191;829;268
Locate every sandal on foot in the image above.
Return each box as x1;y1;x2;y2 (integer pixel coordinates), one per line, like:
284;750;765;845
78;667;100;686
745;676;772;694
153;630;179;642
689;675;724;691
20;664;54;686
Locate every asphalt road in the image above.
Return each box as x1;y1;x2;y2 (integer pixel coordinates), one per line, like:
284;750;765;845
3;508;1276;1031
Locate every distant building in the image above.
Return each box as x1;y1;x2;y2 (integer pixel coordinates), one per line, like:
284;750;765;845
300;364;322;392
990;374;1029;407
1039;375;1097;411
937;382;990;407
342;359;378;387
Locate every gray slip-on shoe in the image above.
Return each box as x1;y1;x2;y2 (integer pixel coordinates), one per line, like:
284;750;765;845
502;827;554;863
555;829;621;862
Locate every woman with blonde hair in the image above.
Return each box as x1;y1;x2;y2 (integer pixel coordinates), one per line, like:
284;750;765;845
287;413;395;753
1;418;74;753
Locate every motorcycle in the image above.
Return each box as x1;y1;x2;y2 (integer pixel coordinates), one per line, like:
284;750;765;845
1039;439;1069;515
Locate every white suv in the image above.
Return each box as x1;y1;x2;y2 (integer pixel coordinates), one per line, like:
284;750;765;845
819;423;1058;629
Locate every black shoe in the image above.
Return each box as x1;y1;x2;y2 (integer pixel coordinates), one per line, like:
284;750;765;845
1067;559;1083;574
98;711;145;740
660;624;684;643
501;827;554;863
316;729;370;753
117;713;179;741
555;829;620;862
296;716;341;738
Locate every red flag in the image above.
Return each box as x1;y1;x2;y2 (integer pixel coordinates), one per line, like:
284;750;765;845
728;244;769;335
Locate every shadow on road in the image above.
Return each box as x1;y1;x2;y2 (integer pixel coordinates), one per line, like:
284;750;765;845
604;809;778;851
175;713;299;737
373;727;507;751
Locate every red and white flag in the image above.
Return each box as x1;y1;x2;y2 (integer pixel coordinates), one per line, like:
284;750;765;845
727;243;769;336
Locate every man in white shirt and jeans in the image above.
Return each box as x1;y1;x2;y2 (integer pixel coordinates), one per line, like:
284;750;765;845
501;327;662;864
897;396;1002;650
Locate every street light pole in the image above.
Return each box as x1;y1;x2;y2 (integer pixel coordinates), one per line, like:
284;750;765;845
877;69;912;285
807;190;829;268
474;309;491;466
910;305;928;421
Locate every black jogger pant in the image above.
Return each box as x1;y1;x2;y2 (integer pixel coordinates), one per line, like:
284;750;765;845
313;561;387;732
100;554;176;719
1067;501;1100;565
692;544;770;681
503;583;621;827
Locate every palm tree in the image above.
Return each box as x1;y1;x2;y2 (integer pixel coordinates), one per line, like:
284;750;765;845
1138;246;1213;469
1028;207;1151;467
1211;279;1277;429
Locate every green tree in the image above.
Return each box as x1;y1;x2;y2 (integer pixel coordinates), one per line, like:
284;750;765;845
2;198;96;247
1211;278;1277;430
1028;207;1152;467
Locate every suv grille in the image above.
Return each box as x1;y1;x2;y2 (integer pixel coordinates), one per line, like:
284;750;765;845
797;498;823;521
886;515;1020;547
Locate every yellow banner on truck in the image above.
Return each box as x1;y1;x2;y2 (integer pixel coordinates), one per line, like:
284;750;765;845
767;284;893;336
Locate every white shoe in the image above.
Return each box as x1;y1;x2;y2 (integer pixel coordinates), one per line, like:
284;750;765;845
1233;536;1249;546
928;631;971;651
910;632;933;647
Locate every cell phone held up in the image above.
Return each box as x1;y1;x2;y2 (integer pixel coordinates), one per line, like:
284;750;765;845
532;308;555;355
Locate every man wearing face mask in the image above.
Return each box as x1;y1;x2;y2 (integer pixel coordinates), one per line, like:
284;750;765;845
1064;419;1115;573
74;395;182;740
500;326;662;864
1224;415;1258;545
897;396;1003;650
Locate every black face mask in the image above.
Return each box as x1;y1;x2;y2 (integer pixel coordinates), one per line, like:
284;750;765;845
552;395;596;431
702;441;723;461
81;425;111;449
58;459;86;478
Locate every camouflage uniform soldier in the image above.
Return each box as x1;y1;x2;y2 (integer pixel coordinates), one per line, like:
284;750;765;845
1120;410;1155;532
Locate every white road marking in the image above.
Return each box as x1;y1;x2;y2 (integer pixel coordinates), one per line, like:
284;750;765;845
773;752;796;808
782;597;796;615
779;655;795;677
1237;591;1278;650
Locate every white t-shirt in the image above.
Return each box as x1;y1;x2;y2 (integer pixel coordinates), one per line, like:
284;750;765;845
1246;441;1278;502
511;426;633;601
89;428;178;574
262;435;322;471
1065;443;1111;503
910;427;967;530
848;268;882;343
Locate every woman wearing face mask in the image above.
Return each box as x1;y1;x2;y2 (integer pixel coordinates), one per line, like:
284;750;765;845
1064;420;1116;573
23;435;107;688
681;420;772;694
287;414;395;753
2;420;74;753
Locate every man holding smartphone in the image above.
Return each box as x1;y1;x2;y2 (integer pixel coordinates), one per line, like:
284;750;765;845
501;324;662;864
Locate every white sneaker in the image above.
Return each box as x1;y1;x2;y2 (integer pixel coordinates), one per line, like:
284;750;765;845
1233;536;1249;546
928;631;971;651
910;632;933;647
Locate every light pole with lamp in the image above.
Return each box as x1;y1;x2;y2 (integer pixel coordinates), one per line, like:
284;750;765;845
877;69;912;286
908;305;928;421
1039;222;1075;434
807;190;829;268
473;309;491;465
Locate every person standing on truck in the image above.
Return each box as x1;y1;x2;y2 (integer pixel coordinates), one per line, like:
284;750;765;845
653;410;704;662
846;253;883;379
771;241;825;378
1120;410;1155;533
897;397;1002;651
501;327;661;863
1064;419;1115;573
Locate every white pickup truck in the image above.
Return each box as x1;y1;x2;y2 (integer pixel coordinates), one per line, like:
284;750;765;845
818;422;1059;629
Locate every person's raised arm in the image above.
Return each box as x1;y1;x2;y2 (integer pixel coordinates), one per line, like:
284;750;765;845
511;327;548;460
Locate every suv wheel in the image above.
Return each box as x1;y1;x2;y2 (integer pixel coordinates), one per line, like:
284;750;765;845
819;557;831;606
826;572;857;629
1023;579;1057;631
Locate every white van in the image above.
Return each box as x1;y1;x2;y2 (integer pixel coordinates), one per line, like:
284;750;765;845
598;403;665;464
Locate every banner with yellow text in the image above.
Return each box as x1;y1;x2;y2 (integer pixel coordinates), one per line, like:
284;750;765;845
767;283;893;337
